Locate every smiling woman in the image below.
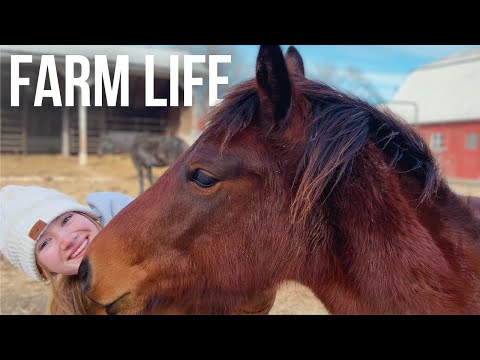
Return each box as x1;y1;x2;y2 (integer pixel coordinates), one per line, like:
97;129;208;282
35;212;101;276
0;185;133;314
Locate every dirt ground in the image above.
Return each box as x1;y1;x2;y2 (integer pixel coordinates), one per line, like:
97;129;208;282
1;154;479;315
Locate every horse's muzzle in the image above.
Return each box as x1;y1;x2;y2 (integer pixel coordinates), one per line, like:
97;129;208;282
105;292;132;315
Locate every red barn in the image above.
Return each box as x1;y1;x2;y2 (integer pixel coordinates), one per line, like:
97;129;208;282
384;48;480;180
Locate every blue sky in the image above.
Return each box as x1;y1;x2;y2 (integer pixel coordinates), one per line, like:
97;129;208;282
233;45;480;103
163;45;479;105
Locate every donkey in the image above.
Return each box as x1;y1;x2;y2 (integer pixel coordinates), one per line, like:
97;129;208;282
130;134;189;194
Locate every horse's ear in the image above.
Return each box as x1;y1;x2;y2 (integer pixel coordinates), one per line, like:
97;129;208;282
256;45;292;126
285;46;305;76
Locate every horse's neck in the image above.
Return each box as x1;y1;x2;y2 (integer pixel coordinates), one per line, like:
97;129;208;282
303;147;480;314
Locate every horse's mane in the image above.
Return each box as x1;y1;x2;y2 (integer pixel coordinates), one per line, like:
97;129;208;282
205;76;441;221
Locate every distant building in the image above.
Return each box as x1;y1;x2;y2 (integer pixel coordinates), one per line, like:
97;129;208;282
0;45;208;159
382;48;480;180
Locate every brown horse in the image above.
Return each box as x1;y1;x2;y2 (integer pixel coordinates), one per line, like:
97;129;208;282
80;45;480;314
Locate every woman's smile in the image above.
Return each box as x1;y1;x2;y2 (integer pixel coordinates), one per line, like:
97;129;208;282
68;236;90;260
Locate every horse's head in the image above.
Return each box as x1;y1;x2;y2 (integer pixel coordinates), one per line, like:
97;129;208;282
81;45;477;315
80;45;315;314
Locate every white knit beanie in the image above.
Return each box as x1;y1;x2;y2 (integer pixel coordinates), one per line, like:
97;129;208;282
0;185;99;281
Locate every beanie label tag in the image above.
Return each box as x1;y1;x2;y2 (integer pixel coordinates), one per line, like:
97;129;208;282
29;220;47;240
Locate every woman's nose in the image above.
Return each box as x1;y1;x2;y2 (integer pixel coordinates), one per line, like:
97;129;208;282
60;231;77;250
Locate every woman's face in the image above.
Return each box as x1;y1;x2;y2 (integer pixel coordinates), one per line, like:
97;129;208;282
35;212;100;275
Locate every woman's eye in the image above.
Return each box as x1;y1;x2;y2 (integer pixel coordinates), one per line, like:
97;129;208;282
62;214;72;225
191;169;218;188
39;239;50;251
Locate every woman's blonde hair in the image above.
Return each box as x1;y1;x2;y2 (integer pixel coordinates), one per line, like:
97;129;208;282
37;211;105;315
43;271;101;314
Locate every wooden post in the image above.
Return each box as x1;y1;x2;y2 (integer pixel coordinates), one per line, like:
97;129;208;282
179;91;195;144
61;106;70;156
21;88;28;155
78;88;88;166
191;94;200;141
98;105;106;155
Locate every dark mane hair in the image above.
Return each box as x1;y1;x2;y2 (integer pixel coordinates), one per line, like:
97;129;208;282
205;75;441;221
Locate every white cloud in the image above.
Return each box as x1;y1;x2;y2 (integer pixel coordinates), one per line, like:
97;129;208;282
361;71;407;88
347;70;407;102
305;61;408;102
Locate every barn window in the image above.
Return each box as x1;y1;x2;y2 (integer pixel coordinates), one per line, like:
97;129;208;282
430;133;444;151
466;133;478;150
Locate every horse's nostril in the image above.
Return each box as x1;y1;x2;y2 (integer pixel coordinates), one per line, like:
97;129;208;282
78;258;91;293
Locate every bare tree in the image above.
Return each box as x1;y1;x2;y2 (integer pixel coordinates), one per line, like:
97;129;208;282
343;67;384;104
308;63;384;105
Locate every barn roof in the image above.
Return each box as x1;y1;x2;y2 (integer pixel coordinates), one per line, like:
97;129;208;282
381;47;480;125
0;44;209;78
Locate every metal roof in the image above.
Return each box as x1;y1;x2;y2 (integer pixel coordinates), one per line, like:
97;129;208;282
0;44;209;78
381;47;480;125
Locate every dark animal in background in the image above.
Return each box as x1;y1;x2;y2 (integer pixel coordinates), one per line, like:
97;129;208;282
130;135;189;194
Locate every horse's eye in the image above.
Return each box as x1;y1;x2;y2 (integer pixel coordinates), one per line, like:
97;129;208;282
191;169;218;188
